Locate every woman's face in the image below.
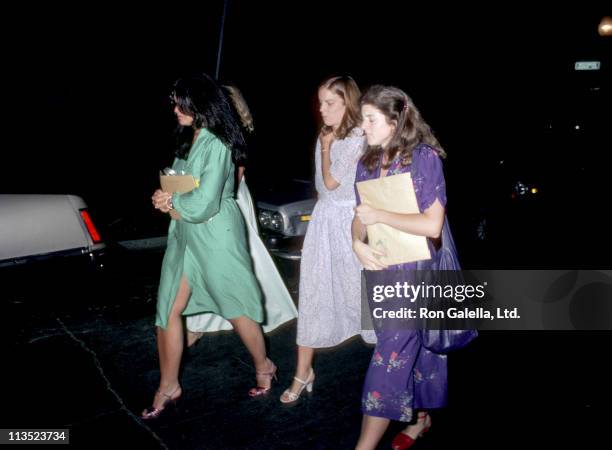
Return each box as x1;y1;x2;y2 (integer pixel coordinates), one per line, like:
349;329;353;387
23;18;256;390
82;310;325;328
318;87;346;130
361;104;395;148
172;98;194;127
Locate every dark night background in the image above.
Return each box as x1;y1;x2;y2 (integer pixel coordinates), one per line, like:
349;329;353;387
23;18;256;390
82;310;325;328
4;3;610;265
2;3;612;448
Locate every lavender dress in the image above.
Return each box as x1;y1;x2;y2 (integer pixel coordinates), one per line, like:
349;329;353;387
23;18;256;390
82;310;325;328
297;128;376;347
356;144;449;422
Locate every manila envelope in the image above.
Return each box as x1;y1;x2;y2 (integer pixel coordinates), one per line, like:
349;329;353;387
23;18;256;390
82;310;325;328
160;174;197;220
356;172;431;266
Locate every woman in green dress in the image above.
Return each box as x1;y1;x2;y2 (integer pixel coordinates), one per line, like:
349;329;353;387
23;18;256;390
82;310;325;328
143;74;277;419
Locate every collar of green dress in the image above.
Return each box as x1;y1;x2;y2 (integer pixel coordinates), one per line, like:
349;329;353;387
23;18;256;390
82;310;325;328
194;128;209;143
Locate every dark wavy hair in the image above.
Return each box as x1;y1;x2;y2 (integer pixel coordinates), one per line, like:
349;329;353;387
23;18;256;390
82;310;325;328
319;75;362;140
360;85;445;172
171;74;247;164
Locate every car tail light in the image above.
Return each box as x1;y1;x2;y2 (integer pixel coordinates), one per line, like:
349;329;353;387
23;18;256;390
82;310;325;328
79;209;102;243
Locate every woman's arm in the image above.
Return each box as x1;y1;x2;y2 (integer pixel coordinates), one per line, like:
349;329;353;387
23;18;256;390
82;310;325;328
170;138;232;223
351;214;367;243
321;143;340;190
351;212;387;270
320;132;340;190
354;198;445;239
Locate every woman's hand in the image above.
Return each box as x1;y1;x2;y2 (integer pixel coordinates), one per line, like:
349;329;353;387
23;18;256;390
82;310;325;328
355;204;381;226
319;131;335;152
352;240;388;270
152;189;172;213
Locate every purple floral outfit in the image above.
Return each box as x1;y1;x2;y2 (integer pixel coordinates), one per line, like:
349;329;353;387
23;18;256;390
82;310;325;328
355;144;450;422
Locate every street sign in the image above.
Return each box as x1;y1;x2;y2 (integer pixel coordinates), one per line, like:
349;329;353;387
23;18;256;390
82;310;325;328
574;61;601;71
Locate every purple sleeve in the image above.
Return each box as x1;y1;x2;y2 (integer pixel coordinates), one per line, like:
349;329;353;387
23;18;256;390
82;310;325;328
354;161;363;206
417;147;447;211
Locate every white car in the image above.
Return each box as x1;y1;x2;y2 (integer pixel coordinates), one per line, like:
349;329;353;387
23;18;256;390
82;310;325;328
0;194;106;269
255;179;316;260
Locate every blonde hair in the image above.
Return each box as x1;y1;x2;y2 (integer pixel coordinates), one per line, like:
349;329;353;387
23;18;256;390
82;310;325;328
224;85;254;133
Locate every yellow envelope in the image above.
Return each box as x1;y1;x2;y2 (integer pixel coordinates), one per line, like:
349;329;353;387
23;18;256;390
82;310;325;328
160;174;198;220
356;172;431;265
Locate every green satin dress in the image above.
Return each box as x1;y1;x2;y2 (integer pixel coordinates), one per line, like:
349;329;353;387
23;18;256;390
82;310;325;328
155;128;263;329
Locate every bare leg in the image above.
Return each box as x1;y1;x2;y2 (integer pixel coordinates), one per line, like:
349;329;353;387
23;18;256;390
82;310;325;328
355;415;390;450
229;315;273;385
148;276;191;411
186;330;203;347
280;345;315;401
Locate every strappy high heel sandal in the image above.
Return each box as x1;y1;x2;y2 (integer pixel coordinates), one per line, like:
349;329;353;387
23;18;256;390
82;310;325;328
141;385;182;420
248;358;278;397
279;368;315;404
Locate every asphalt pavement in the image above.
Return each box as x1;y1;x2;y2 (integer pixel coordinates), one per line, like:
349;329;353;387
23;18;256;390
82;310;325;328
3;245;611;449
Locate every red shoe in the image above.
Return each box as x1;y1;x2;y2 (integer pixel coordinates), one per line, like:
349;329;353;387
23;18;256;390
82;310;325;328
391;412;431;450
391;432;416;450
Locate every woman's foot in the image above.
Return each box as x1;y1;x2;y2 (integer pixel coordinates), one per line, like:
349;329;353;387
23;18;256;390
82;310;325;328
391;412;431;450
279;368;315;404
186;331;203;347
141;384;182;420
248;358;277;397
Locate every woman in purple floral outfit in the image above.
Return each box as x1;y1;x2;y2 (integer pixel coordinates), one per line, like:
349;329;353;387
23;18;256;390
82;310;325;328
352;85;451;450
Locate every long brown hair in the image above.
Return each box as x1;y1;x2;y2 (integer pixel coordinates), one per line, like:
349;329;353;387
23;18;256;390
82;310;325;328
319;75;361;140
360;85;445;172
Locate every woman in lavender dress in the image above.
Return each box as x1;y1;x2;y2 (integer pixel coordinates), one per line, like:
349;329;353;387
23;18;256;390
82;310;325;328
280;76;375;405
352;85;450;450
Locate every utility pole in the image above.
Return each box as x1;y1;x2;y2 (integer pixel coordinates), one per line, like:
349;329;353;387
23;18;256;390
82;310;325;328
215;0;229;80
